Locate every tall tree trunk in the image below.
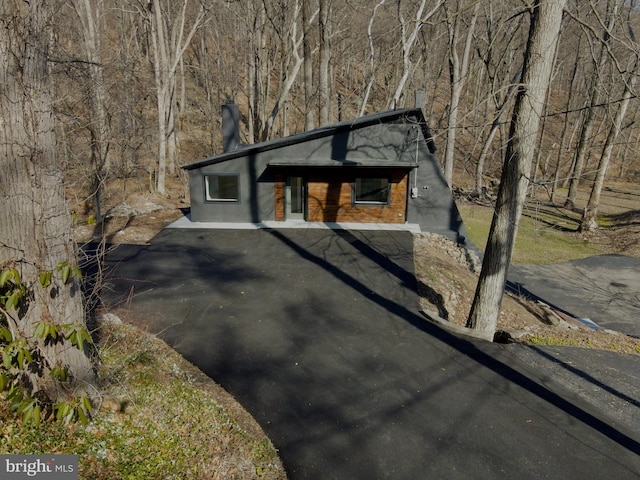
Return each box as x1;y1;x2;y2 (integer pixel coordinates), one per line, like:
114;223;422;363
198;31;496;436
390;0;442;109
466;0;566;338
474;71;520;195
260;0;309;141
148;0;203;194
0;0;96;401
443;0;479;187
580;59;637;231
359;0;387;117
247;1;261;144
71;0;110;224
552;37;582;203
318;0;331;125
565;0;618;209
303;0;315;130
531;32;560;197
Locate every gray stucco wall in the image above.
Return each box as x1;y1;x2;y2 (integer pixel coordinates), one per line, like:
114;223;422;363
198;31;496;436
406;148;471;245
188;154;276;223
187;111;469;246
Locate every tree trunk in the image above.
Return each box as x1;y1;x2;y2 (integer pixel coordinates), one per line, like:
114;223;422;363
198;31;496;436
552;37;582;203
390;0;442;109
303;0;315;131
565;0;617;209
359;0;387;117
0;0;96;400
466;0;566;338
71;0;110;224
443;1;479;187
474;71;520;196
148;0;203;194
260;0;308;141
580;60;637;231
318;0;331;125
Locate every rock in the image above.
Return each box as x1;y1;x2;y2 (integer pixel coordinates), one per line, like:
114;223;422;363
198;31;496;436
95;313;122;325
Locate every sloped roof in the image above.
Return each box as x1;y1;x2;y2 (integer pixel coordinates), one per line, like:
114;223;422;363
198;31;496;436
267;158;417;168
182;108;435;171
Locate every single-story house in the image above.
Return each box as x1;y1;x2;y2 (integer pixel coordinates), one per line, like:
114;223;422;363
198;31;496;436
182;105;469;243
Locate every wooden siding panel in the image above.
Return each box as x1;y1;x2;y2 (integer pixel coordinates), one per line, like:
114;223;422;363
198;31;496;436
274;175;285;221
306;171;407;223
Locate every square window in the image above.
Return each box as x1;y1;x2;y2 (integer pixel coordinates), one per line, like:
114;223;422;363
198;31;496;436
354;178;390;204
205;175;239;202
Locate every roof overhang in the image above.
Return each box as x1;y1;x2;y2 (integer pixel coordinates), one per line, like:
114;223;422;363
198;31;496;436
267;159;418;169
183;108;435;171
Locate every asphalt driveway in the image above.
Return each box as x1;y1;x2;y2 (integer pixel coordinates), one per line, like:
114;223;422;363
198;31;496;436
103;228;640;479
509;255;640;337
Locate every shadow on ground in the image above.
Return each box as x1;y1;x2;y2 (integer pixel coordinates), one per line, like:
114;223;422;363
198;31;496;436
100;228;640;480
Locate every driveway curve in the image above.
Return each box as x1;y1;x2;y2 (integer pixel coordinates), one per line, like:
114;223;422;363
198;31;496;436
509;254;640;336
103;228;640;479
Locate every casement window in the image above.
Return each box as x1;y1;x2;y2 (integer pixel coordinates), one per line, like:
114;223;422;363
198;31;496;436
204;174;239;202
354;177;390;205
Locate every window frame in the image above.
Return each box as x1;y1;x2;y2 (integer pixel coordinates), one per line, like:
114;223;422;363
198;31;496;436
353;177;391;205
203;174;240;203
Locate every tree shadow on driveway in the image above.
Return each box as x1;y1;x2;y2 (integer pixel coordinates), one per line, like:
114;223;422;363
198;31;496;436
102;228;640;479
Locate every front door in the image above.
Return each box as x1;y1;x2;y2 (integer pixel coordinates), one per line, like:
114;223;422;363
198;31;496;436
286;176;305;220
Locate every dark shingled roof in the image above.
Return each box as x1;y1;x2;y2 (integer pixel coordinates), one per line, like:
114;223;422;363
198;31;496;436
182;108;435;171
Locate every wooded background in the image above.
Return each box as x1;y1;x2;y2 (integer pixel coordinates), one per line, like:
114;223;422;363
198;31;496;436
51;0;640;220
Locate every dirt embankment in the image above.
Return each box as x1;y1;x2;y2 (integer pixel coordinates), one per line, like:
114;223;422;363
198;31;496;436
414;232;640;355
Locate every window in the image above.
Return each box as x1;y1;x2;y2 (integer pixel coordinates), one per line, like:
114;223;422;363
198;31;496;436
354;178;390;204
205;175;239;202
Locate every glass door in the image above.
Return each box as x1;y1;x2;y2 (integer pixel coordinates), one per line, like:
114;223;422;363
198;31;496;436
286;176;305;220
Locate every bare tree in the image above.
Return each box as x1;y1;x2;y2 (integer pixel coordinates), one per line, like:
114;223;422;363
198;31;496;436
565;0;619;209
443;0;479;187
390;0;443;109
0;0;96;418
551;29;584;203
581;55;639;230
261;0;317;140
358;0;387;116
303;0;315;130
144;0;204;194
318;0;332;125
466;0;566;338
473;1;527;195
69;0;110;225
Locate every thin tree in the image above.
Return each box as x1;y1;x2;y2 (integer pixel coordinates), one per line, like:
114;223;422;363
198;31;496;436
145;0;204;194
565;0;619;209
0;0;96;419
358;0;387;117
303;0;315;130
551;31;584;203
466;0;566;338
389;0;443;109
260;0;316;141
443;0;479;187
318;0;332;125
70;0;110;225
581;55;638;231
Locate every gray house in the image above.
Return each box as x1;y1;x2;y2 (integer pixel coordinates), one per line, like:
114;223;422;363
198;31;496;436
183;106;468;243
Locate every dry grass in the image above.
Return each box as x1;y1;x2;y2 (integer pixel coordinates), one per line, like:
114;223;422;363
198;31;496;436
0;320;286;480
416;177;640;355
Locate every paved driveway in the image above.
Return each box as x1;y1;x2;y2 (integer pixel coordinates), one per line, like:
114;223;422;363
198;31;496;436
103;228;640;479
510;255;640;336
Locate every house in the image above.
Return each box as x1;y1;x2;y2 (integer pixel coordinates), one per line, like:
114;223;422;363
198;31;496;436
182;105;469;244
